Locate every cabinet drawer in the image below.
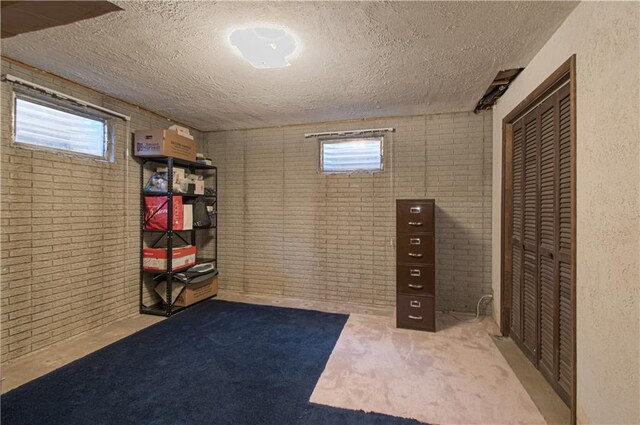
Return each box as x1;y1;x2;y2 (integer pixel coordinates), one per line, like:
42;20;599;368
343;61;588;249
397;265;434;296
397;234;434;265
397;201;434;233
397;294;435;331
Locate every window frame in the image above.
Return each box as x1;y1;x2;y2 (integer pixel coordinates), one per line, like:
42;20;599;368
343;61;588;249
11;88;115;162
319;135;385;175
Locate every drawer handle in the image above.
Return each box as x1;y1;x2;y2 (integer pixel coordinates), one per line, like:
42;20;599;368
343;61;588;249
408;253;423;258
410;269;421;277
408;221;423;226
408;284;423;290
410;207;421;213
408;315;423;320
410;238;421;245
410;300;421;308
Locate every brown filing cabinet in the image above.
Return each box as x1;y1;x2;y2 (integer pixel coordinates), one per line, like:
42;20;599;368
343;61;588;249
396;199;435;332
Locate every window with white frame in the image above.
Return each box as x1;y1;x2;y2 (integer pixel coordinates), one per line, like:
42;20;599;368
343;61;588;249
320;137;383;174
11;89;115;161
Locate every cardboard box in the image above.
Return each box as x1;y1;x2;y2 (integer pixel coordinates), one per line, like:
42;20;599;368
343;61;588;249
154;281;185;304
182;204;193;230
134;129;196;162
157;166;186;184
187;180;205;195
169;124;193;140
181;174;205;195
142;245;196;271
155;276;218;307
175;276;218;306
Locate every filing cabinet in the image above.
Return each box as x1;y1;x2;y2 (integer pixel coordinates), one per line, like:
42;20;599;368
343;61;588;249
396;199;435;332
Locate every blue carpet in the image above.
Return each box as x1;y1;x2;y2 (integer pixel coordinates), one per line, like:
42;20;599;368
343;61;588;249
2;300;424;425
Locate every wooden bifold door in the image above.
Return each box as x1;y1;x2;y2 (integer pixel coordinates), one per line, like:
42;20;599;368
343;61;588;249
504;59;575;410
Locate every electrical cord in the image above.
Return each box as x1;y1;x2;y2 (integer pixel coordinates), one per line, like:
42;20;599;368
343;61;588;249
445;294;494;323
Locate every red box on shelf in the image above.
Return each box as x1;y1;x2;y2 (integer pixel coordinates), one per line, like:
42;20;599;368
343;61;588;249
142;246;196;271
144;196;184;230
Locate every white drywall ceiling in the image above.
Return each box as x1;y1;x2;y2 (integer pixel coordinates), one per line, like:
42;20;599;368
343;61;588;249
1;1;577;131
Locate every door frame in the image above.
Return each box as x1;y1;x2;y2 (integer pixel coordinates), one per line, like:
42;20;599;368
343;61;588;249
500;55;576;423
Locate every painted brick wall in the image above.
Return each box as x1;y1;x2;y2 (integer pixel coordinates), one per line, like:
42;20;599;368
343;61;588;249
0;58;492;362
0;59;202;363
203;111;493;311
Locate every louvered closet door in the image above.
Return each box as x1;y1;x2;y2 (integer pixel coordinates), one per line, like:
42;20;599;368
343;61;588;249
521;111;539;362
509;81;573;406
510;121;524;343
537;94;558;384
555;83;572;403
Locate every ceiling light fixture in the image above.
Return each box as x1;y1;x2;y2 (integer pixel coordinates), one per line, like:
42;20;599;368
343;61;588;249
229;26;298;69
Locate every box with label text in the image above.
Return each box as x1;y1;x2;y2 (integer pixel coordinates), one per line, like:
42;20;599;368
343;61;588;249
142;245;196;271
134;129;196;162
155;276;218;307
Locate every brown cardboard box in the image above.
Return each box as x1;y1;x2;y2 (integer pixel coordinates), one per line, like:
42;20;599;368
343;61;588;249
175;276;218;307
154;281;185;304
154;276;218;306
134;129;196;162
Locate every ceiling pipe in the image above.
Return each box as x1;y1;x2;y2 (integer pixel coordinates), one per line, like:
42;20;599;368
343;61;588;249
304;128;395;138
2;74;131;121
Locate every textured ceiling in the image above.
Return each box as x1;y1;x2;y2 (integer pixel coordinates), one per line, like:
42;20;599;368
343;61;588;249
1;1;578;131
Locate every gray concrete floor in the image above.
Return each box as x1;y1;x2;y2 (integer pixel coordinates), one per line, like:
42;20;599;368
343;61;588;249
492;335;570;425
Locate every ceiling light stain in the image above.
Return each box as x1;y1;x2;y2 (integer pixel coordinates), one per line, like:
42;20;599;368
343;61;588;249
229;27;297;69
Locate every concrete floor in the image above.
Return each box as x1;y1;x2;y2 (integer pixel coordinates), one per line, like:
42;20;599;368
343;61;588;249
492;336;570;425
1;291;566;424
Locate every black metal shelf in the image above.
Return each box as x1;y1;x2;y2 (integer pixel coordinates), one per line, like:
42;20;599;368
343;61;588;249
139;156;217;170
141;303;186;316
143;192;217;199
142;257;217;275
142;227;217;233
138;155;218;317
141;293;218;316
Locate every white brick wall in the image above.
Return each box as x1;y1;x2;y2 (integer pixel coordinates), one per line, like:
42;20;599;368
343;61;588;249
204;111;493;311
0;59;202;363
0;58;493;363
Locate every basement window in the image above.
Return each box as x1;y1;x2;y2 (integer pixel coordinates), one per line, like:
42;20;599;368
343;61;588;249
320;137;383;174
12;93;113;161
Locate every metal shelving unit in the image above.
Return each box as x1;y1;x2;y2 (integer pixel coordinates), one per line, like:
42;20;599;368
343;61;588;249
138;156;218;316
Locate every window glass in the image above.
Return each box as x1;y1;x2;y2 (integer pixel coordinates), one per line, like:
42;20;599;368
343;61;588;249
321;137;383;173
14;97;108;159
